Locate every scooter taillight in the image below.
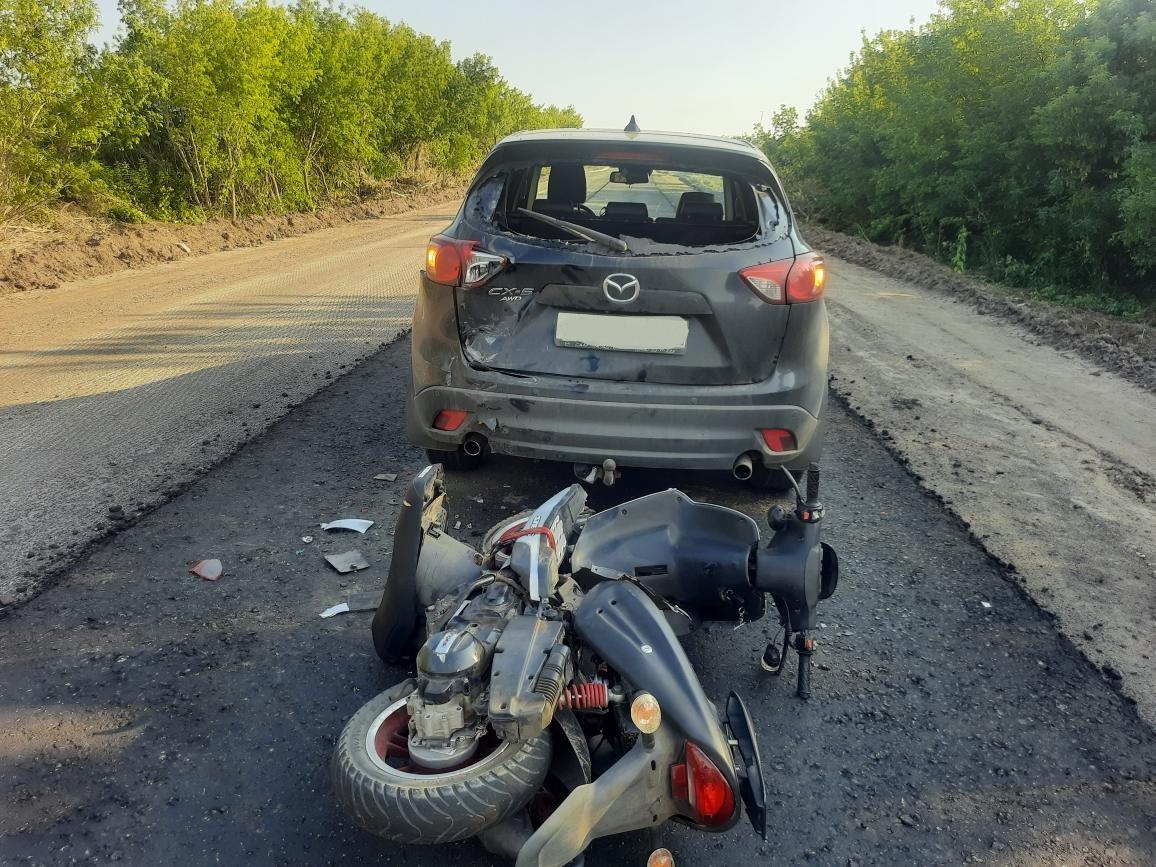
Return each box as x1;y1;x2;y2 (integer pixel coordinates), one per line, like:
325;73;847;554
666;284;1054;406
670;743;735;826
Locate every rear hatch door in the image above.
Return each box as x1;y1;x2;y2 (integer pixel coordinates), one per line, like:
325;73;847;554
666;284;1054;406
455;241;795;387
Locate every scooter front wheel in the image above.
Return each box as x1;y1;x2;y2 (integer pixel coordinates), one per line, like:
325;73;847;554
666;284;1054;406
331;680;552;845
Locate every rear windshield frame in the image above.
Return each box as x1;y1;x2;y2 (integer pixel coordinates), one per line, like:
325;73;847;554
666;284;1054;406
462;142;793;255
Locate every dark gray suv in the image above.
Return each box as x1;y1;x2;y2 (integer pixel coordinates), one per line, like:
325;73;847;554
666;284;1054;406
406;127;828;489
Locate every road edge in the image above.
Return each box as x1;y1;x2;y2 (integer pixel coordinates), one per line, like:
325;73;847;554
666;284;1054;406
1;184;465;295
824;383;1147;726
803;224;1156;394
0;329;415;615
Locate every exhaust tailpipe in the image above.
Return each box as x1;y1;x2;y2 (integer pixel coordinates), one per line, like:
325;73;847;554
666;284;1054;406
462;434;485;457
733;453;755;481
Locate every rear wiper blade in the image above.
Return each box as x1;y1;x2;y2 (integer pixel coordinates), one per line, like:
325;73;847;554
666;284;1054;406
516;207;629;253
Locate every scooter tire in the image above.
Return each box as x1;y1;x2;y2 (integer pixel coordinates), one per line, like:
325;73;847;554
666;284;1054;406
332;680;552;845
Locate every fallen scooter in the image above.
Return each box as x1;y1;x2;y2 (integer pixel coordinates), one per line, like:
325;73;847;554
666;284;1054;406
331;464;840;865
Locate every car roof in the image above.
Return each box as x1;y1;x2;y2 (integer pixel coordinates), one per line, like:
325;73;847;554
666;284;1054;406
494;128;764;158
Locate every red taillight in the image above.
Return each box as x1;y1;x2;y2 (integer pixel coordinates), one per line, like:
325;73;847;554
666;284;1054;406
790;251;826;301
425;235;462;286
739;251;826;304
425;234;507;288
670;743;735;826
432;409;469;431
760;428;797;452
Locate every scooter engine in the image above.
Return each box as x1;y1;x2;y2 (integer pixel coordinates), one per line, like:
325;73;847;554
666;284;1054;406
406;580;519;769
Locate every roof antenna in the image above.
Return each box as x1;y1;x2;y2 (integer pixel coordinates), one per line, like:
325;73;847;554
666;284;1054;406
624;115;640;133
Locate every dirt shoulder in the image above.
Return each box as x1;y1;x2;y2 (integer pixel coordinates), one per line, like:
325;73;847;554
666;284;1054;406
804;224;1156;393
0;179;465;295
823;253;1156;726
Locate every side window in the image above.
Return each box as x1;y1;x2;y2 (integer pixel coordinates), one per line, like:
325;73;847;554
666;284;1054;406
466;174;504;222
534;166;551;201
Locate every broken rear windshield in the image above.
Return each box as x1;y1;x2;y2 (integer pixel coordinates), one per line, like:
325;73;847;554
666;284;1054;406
466;159;784;250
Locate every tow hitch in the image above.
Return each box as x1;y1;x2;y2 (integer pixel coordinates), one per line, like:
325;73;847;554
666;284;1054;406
573;458;620;486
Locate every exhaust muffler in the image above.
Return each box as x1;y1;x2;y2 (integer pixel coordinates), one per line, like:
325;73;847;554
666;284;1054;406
462;434;486;457
732;453;755;481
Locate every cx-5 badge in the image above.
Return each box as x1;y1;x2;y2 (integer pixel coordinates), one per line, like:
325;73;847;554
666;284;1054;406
603;273;640;303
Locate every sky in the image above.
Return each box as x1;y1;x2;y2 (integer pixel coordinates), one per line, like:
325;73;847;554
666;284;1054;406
92;0;944;136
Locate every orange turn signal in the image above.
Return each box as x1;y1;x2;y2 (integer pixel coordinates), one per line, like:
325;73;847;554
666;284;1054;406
630;692;662;734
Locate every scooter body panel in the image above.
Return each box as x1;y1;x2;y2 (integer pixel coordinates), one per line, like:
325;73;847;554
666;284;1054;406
571;489;762;623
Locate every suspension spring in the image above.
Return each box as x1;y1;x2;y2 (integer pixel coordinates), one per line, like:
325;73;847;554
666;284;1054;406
560;681;609;710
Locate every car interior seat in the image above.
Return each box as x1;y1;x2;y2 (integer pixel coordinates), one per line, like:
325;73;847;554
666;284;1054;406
532;164;587;217
676;191;721;220
602;201;649;221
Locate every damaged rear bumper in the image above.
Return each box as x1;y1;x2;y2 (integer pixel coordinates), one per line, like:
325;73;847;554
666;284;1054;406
407;270;827;471
408;381;822;471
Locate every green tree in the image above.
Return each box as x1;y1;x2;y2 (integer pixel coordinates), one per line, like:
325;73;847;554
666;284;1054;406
755;0;1155;303
1;0;580;224
0;0;148;222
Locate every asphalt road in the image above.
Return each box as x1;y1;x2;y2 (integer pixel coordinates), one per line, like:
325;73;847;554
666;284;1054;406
2;336;1154;867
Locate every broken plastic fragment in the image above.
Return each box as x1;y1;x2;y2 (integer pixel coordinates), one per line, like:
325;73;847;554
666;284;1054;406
301;535;314;544
325;550;370;573
190;559;223;581
980;600;993;610
373;472;398;482
320;519;374;533
319;591;380;618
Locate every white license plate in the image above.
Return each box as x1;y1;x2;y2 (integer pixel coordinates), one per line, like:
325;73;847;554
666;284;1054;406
554;312;689;354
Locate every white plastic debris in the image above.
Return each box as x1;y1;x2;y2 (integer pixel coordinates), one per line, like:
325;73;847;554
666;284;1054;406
301;535;314;544
980;600;993;610
320;519;374;533
324;550;370;573
319;591;380;618
373;472;398;482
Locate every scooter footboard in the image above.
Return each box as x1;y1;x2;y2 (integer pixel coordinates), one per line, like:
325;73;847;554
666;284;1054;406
371;465;449;662
570;489;762;622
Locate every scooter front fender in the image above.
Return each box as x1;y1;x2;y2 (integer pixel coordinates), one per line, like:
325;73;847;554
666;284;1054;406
572;580;739;797
517;581;743;865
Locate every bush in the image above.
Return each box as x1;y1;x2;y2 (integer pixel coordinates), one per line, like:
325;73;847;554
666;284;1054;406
0;0;581;228
747;0;1156;311
104;201;149;223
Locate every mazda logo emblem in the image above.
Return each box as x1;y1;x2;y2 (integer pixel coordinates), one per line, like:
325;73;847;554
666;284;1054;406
602;273;640;304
